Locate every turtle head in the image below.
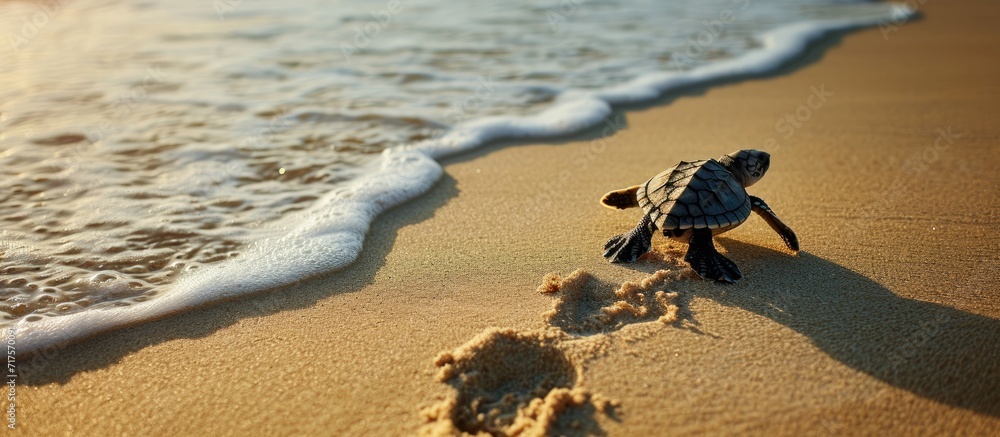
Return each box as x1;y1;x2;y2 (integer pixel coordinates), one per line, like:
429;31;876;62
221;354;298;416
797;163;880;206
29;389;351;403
719;149;770;187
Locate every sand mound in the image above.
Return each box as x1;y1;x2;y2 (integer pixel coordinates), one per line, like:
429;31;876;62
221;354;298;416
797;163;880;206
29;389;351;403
423;269;688;436
422;328;615;436
540;269;683;334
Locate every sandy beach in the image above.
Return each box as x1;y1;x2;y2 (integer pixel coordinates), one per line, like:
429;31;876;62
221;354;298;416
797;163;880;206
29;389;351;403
18;0;1000;435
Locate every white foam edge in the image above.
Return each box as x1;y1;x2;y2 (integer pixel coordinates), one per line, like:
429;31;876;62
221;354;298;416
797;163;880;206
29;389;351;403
13;4;915;355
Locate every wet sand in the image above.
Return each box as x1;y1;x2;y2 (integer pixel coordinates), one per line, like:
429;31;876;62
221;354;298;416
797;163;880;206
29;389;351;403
18;0;1000;435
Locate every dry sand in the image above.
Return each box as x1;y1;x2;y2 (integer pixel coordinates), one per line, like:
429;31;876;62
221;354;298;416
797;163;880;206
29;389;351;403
18;0;1000;435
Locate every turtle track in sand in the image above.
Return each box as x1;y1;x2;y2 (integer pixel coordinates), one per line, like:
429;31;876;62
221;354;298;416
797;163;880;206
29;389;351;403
421;250;700;436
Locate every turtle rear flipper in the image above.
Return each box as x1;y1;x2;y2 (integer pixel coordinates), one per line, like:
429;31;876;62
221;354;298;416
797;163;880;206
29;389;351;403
685;228;742;283
604;215;654;263
601;185;641;210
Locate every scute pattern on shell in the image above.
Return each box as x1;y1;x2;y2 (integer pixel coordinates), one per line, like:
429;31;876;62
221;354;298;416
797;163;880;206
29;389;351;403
637;159;751;230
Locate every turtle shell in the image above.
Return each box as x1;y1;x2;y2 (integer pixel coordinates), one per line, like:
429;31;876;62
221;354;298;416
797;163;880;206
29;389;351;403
637;159;752;231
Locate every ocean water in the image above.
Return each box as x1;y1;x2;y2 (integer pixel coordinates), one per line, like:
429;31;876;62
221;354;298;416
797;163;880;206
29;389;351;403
0;0;911;352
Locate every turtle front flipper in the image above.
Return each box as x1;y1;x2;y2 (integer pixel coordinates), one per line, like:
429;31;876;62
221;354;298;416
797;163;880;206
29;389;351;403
749;196;799;252
600;185;641;210
685;228;742;283
604;215;654;263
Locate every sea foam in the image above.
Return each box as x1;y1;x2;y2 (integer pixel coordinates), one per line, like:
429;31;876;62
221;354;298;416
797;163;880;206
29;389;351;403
13;5;915;354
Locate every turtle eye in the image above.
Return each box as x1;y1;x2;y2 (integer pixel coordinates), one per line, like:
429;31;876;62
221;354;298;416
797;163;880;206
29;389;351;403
752;171;760;178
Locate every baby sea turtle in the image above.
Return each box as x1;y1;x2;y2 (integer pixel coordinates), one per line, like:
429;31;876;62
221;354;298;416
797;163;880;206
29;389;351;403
601;149;798;283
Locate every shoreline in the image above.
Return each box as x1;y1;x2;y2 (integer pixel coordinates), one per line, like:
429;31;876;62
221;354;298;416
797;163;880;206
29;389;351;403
20;0;1000;435
8;3;916;356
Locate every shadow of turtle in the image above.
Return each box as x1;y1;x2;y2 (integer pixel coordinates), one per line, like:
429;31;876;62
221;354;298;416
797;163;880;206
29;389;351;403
697;239;1000;417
